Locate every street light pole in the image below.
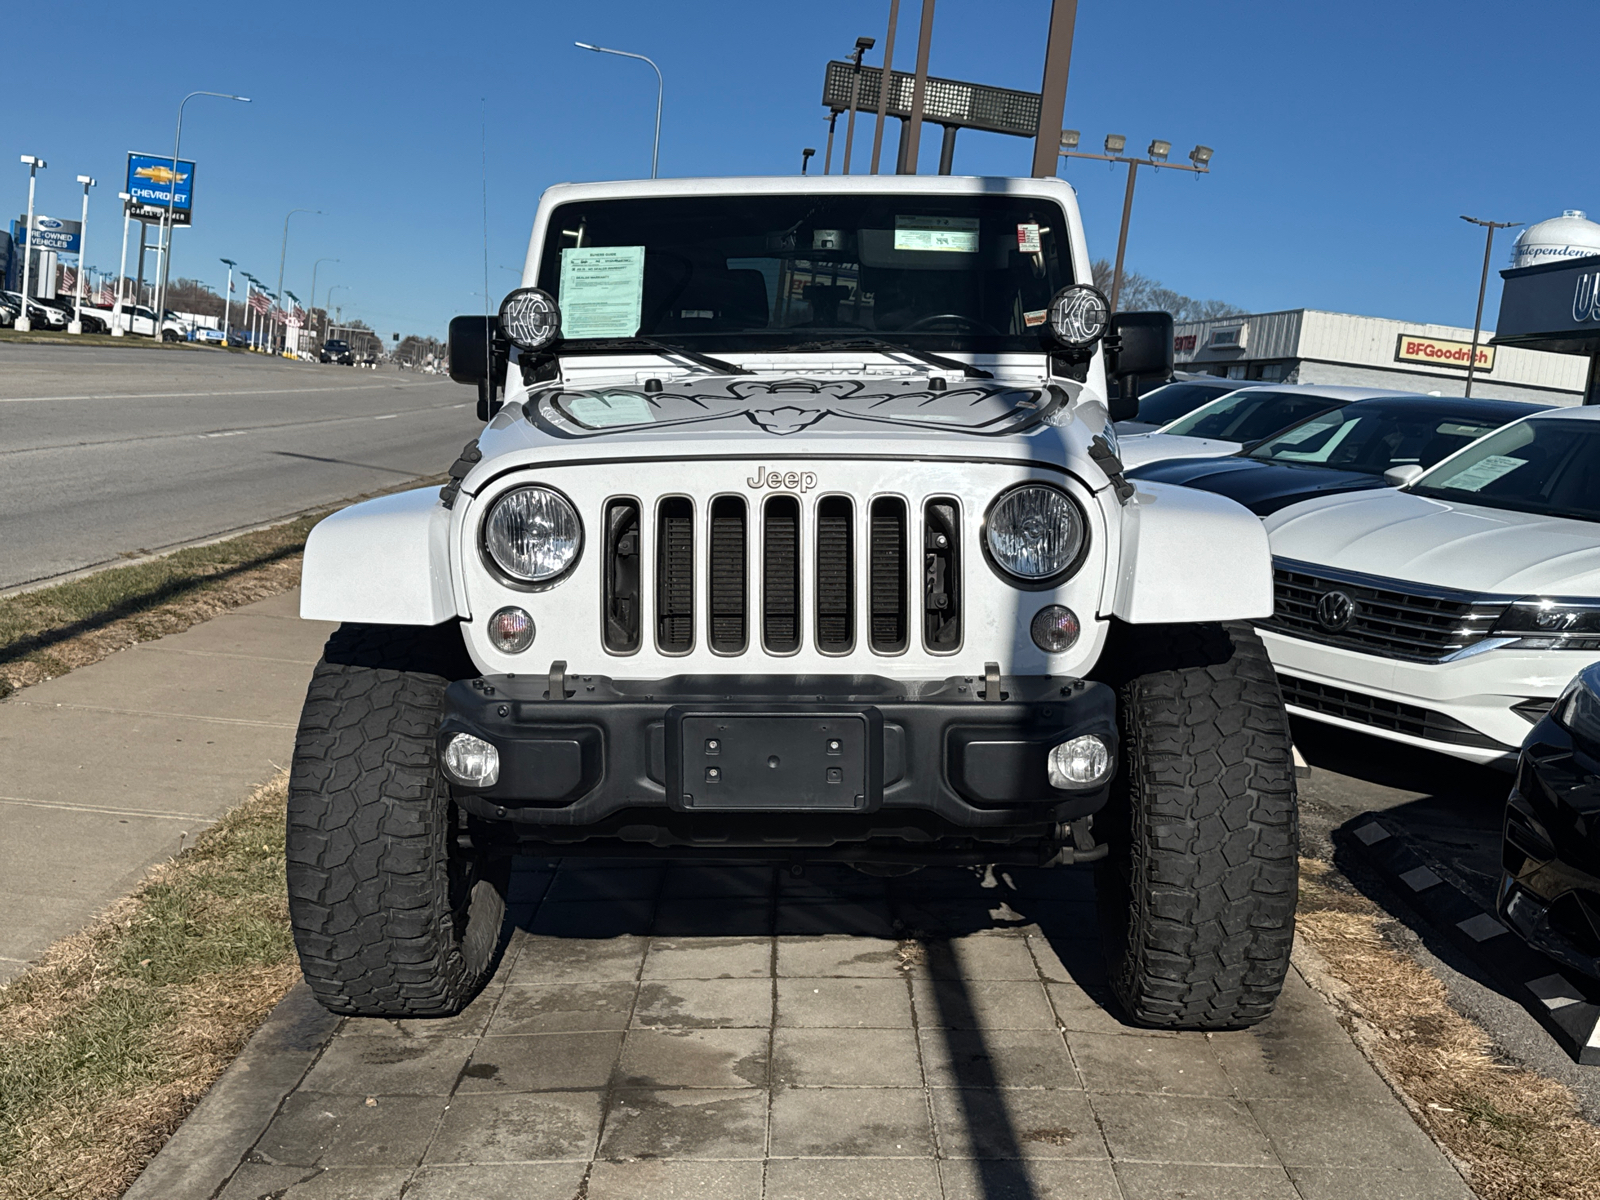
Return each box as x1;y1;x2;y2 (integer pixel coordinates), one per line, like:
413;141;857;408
574;42;663;178
1461;215;1521;399
901;0;936;174
275;208;320;355
869;0;900;174
220;258;236;345
112;191;131;335
16;155;46;332
1059;136;1213;311
840;36;875;175
69;175;95;335
153;90;251;337
310;257;338;342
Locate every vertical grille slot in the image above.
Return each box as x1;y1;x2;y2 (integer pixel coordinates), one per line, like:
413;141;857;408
869;497;908;653
656;497;694;653
923;498;961;651
815;496;854;654
708;496;747;654
602;498;641;653
763;495;801;653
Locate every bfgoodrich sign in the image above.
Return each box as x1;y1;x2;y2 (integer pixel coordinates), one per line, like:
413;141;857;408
1395;333;1494;373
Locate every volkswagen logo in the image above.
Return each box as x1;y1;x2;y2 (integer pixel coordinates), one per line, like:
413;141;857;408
1316;590;1356;632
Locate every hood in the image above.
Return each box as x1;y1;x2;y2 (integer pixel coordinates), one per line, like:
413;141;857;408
1265;488;1600;595
1116;432;1242;470
1128;457;1387;516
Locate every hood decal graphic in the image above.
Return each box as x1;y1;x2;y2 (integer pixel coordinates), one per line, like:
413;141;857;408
528;376;1077;440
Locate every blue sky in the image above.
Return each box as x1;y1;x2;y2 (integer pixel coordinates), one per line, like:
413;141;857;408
8;1;1594;339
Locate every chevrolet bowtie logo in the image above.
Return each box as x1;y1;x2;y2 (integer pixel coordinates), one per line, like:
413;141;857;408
747;466;818;493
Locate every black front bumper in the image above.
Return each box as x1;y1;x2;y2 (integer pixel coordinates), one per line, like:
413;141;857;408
439;673;1117;850
1498;716;1600;980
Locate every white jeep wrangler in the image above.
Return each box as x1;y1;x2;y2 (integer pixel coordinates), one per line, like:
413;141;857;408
288;175;1296;1029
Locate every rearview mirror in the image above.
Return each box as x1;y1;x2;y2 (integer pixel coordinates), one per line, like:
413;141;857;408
1106;311;1175;422
1383;463;1426;488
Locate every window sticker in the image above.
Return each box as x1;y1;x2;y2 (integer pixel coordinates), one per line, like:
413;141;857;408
1024;308;1048;327
1437;454;1527;492
564;391;655;428
1016;223;1041;253
559;245;645;339
1437;422;1493;438
1272;419;1339;447
893;215;980;253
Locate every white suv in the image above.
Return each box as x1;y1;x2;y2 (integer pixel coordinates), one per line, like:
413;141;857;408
287;175;1298;1029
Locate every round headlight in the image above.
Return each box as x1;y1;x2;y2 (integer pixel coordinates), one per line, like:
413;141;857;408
986;485;1086;581
1047;284;1110;348
498;287;561;351
483;486;582;583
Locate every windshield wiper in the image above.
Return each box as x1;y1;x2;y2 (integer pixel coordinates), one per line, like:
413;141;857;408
789;336;994;380
567;337;753;376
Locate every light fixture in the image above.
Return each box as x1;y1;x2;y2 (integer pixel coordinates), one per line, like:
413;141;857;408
498;287;561;351
1103;134;1126;155
1059;129;1080;150
1031;605;1081;653
854;35;876;52
1046;284;1111;348
1147;139;1171;161
1190;144;1214;166
985;485;1087;582
1047;735;1112;789
443;733;500;788
20;154;45;167
487;606;536;653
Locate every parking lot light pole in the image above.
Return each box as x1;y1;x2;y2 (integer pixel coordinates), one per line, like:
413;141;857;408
220;258;236;344
16;155;46;332
574;42;663;178
154;91;251;337
275;208;320;354
310;257;338;343
1460;215;1521;399
111;192;131;336
67;175;96;334
1059;136;1212;311
840;35;875;175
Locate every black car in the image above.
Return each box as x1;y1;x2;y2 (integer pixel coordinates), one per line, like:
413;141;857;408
1501;663;1600;981
1125;395;1545;516
37;296;109;334
320;338;354;365
1113;375;1242;434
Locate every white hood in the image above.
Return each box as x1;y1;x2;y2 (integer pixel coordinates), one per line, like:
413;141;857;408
1264;487;1600;596
1116;432;1241;469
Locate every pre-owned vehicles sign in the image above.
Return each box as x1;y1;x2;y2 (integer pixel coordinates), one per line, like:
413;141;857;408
1394;333;1494;373
126;153;196;218
11;215;81;253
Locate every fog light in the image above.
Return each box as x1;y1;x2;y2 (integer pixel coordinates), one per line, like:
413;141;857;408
488;606;535;653
444;733;500;787
1048;735;1110;789
1031;605;1080;653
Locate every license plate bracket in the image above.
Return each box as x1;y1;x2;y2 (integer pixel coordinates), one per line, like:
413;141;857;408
668;708;879;811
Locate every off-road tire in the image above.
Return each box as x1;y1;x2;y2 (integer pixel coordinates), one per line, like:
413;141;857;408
287;622;507;1017
1092;620;1297;1030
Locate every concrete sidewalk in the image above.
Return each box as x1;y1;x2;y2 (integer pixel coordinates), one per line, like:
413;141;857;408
0;588;332;982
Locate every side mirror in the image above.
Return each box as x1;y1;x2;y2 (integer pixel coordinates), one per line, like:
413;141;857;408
1383;463;1426;488
447;314;498;385
1105;311;1175;422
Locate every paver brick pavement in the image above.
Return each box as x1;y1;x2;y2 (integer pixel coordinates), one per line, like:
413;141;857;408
130;857;1480;1200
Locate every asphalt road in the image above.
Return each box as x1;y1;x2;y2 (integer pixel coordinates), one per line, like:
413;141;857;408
0;344;474;591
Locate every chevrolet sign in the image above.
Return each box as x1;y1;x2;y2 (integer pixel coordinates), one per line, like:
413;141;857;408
1394;333;1493;373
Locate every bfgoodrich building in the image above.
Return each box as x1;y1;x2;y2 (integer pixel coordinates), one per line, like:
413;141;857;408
1172;308;1585;405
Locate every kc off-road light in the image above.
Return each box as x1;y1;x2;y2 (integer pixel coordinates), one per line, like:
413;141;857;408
985;484;1086;582
487;606;536;653
1031;605;1080;653
1046;284;1110;348
482;486;582;584
498;287;561;351
443;733;500;787
1048;735;1111;789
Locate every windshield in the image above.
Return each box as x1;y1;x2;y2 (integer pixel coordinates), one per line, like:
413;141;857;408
1411;418;1600;521
534;194;1075;354
1162;389;1345;443
1247;402;1509;474
326;340;349;350
1135;381;1235;426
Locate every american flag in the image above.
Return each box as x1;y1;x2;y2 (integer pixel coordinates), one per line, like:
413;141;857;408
248;289;270;315
59;267;76;294
99;285;114;305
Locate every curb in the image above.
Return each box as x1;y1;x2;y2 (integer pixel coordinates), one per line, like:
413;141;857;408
1344;810;1600;1065
121;983;341;1200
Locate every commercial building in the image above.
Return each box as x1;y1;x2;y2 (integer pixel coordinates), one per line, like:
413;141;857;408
1171;308;1585;405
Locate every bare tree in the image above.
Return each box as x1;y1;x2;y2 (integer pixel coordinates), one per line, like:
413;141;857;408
1089;258;1243;322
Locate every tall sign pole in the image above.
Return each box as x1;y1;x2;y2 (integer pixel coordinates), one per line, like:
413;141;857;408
1460;215;1521;399
1032;0;1079;177
16;155;46;331
868;0;900;174
112;194;131;336
901;0;936;173
69;176;95;334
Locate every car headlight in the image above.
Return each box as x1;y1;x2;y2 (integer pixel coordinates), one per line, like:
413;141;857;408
1492;598;1600;648
498;287;561;352
482;486;582;584
1553;665;1600;744
985;484;1087;582
1046;284;1110;348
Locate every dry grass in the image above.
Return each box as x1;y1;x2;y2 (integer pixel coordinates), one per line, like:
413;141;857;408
0;773;298;1200
1297;856;1600;1200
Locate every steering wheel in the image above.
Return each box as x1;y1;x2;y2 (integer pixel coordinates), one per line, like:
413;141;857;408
902;312;1002;335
